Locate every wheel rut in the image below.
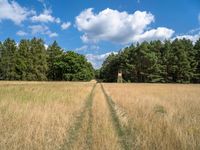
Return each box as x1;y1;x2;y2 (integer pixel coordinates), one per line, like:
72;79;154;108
61;83;125;150
101;83;135;150
60;83;96;150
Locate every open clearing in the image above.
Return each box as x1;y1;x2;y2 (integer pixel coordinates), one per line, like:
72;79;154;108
0;82;200;150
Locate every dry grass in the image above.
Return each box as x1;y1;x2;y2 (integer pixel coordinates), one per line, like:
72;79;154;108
1;82;200;150
0;81;94;150
103;83;200;150
91;84;120;150
66;84;120;150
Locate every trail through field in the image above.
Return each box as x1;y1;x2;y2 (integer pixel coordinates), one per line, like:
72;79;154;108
1;82;200;150
101;84;136;150
91;84;121;150
61;83;122;150
61;84;96;150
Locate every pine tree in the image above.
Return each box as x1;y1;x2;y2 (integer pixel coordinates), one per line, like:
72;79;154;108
194;38;200;82
0;38;17;80
29;38;48;80
0;42;3;79
16;39;31;80
47;41;63;80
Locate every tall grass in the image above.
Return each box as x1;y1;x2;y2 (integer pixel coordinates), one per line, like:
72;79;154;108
91;84;120;150
0;82;94;150
1;82;200;150
103;83;200;150
65;84;120;150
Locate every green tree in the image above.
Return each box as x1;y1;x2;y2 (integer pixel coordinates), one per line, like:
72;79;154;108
15;39;31;80
133;41;159;82
54;51;94;81
169;39;193;83
28;38;48;80
47;41;63;80
194;38;200;82
0;42;3;79
0;38;17;80
100;53;119;82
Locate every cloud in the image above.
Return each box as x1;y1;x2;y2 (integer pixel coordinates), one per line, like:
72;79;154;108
76;8;174;44
48;32;58;37
61;22;71;30
29;25;48;34
86;51;117;69
0;0;34;25
16;30;27;36
31;9;60;24
29;25;58;38
173;33;200;43
134;27;174;42
75;45;88;51
75;45;100;51
172;26;200;43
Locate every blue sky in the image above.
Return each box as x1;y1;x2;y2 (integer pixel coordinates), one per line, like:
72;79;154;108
0;0;200;68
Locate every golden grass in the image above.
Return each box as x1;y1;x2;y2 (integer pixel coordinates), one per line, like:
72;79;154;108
0;81;94;150
67;84;120;150
91;84;120;150
103;83;200;150
1;82;200;150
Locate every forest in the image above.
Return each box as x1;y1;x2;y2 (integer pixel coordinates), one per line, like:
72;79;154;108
99;38;200;83
1;38;200;83
0;38;94;81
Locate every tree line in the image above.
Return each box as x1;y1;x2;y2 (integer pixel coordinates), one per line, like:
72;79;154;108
99;38;200;83
0;38;94;81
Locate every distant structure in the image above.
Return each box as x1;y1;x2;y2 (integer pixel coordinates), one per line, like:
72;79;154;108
117;70;123;83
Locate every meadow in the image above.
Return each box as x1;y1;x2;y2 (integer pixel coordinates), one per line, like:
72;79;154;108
0;82;200;150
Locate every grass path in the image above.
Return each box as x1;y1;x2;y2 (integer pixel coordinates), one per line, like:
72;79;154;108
91;84;121;150
101;84;136;150
60;83;96;150
61;83;122;150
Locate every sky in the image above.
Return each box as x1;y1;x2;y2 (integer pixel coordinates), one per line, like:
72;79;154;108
0;0;200;68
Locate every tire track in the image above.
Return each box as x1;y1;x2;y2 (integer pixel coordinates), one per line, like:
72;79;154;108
91;84;121;150
101;83;135;150
60;83;96;150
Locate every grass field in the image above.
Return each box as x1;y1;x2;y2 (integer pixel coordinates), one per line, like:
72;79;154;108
0;82;200;150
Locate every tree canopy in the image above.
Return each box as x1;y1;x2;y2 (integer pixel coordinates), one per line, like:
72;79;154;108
1;37;200;83
99;38;200;83
0;38;94;81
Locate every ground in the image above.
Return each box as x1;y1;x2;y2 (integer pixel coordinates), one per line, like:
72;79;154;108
0;82;200;150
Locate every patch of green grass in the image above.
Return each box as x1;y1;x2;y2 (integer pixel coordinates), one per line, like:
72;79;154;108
153;104;167;114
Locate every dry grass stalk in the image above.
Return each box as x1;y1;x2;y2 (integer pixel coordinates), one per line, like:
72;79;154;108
0;82;94;150
103;83;200;150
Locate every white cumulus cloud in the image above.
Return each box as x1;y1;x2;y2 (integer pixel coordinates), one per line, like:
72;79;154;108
0;0;35;25
31;9;60;24
76;8;174;44
61;22;71;30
